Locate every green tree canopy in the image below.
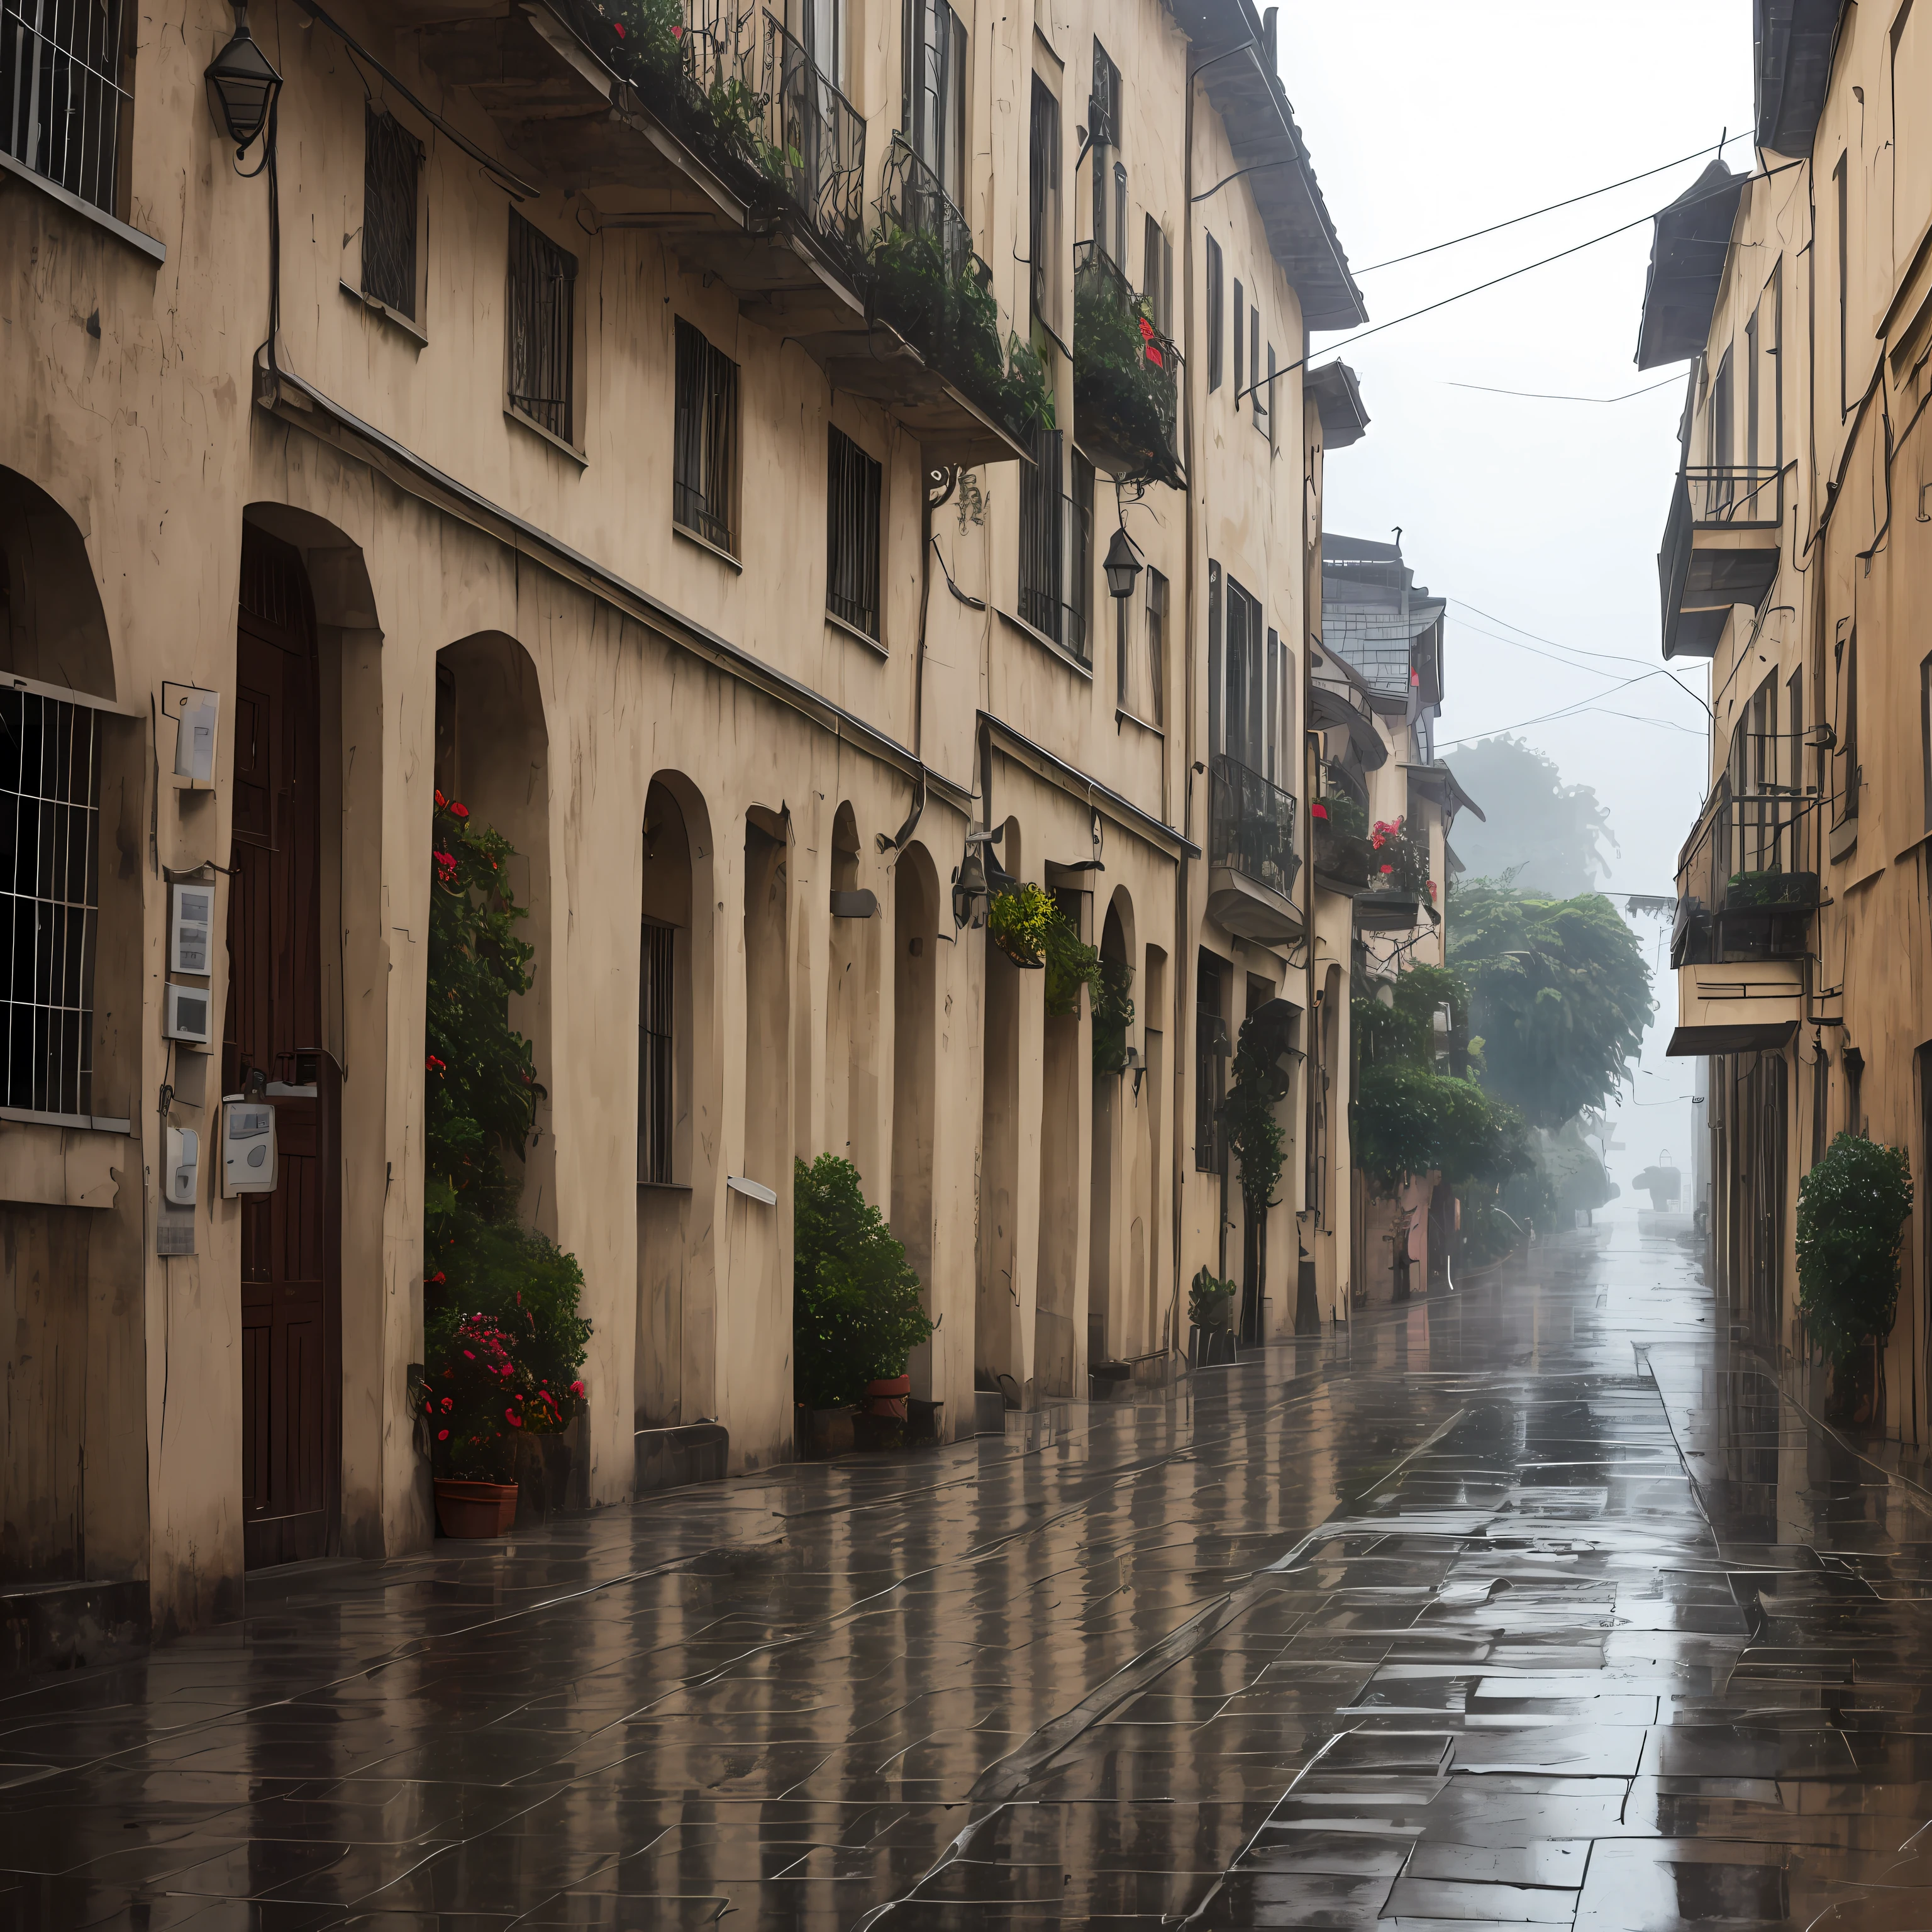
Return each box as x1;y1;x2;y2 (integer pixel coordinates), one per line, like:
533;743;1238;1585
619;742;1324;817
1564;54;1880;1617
1448;880;1653;1130
1443;735;1615;895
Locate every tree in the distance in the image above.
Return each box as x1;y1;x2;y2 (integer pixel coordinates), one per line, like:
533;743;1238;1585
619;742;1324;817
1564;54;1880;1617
1446;735;1616;897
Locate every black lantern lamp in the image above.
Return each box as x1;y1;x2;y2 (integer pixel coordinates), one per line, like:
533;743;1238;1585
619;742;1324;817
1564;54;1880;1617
206;5;282;158
1103;525;1142;601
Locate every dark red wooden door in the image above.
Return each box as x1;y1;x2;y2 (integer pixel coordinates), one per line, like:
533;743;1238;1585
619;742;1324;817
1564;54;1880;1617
228;528;340;1570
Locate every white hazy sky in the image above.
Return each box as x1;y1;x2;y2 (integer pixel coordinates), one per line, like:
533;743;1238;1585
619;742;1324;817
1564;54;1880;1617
1279;1;1753;1194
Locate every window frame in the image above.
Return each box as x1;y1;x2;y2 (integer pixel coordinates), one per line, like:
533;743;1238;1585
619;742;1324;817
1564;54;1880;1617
1145;566;1167;728
359;103;425;325
1027;75;1062;328
1204;234;1224;391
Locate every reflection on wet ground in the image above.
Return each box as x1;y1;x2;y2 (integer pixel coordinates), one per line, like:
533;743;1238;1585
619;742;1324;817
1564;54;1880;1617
6;1221;1932;1928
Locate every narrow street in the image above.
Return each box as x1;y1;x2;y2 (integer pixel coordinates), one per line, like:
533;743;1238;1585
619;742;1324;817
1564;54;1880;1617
6;1219;1932;1929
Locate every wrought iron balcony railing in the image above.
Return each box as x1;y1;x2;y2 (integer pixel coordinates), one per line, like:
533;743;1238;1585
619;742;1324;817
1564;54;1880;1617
1209;755;1300;902
1671;773;1821;967
1684;463;1782;528
758;10;863;265
1071;240;1184;489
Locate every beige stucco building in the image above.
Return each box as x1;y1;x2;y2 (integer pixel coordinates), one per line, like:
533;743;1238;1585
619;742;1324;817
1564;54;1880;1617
1646;1;1932;1431
0;0;1376;1662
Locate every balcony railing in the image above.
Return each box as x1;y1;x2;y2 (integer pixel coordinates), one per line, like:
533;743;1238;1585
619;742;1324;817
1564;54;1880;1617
1685;464;1782;528
758;10;863;266
1672;774;1821;966
1071;240;1184;489
1210;755;1299;902
3;0;128;214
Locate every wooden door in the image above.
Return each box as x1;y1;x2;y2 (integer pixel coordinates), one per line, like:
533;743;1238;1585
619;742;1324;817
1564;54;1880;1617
228;527;340;1570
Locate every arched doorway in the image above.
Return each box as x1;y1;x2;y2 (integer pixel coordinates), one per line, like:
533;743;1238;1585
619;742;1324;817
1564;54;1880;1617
230;525;340;1570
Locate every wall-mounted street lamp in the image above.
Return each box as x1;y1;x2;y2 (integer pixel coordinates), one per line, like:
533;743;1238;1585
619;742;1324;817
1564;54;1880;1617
1103;525;1142;601
206;5;282;158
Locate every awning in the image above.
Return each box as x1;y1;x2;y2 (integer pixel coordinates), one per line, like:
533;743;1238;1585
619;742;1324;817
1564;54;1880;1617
1635;160;1748;369
1666;1021;1798;1057
1305;359;1369;449
1309;678;1387;768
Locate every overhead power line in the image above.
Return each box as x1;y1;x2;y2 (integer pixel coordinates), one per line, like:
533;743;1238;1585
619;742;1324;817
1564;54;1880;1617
1446;374;1683;403
1355;128;1755;274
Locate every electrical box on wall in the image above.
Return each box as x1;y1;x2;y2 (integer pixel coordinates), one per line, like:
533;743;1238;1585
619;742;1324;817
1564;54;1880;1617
221;1097;277;1196
165;1127;199;1206
164;683;220;789
169;882;215;977
163;982;212;1045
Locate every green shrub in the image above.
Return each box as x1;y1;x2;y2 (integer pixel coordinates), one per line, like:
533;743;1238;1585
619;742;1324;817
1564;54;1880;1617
1092;955;1135;1075
1796;1131;1913;1370
793;1155;935;1410
1189;1265;1236;1330
1352;1063;1529;1197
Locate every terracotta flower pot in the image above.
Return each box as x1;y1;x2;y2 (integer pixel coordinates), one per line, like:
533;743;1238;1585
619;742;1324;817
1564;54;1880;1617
865;1374;912;1420
434;1477;519;1538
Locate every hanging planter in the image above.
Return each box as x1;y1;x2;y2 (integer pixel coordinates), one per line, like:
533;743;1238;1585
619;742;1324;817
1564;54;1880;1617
987;882;1053;969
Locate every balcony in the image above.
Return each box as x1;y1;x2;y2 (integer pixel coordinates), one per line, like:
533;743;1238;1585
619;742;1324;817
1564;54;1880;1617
1670;777;1820;970
1071;242;1184;489
390;4;1031;462
1312;759;1372;891
1659;464;1783;660
1206;755;1301;943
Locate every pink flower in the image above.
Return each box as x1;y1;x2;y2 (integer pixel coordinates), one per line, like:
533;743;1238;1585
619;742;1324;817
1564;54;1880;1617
570;1380;586;1399
506;1409;522;1428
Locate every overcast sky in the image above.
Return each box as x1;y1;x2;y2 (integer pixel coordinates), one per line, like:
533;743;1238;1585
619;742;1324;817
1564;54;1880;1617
1279;0;1752;1197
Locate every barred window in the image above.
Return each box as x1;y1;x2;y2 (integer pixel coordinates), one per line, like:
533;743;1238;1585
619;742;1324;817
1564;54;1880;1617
638;917;674;1185
826;426;882;640
1;686;100;1119
1204;235;1223;391
506;211;575;441
361;105;421;319
1194;951;1223;1173
2;0;129;215
674;317;740;554
1145;567;1167;728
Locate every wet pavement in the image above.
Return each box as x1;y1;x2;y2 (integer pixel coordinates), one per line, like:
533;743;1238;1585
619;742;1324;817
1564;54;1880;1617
8;1218;1932;1928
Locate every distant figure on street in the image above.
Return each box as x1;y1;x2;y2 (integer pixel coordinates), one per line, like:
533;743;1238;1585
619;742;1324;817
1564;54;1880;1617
1631;1153;1682;1214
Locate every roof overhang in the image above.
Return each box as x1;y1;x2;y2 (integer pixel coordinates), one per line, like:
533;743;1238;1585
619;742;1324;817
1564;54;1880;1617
1404;761;1485;823
1306;360;1369;448
1310;675;1389;768
1169;0;1365;330
1755;0;1843;155
1635;160;1748;370
1667;1021;1797;1056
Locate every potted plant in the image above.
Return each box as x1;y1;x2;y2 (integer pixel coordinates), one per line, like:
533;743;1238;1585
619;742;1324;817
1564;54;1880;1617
421;1311;530;1536
1796;1130;1913;1424
987;881;1054;968
1187;1264;1237;1365
794;1153;935;1450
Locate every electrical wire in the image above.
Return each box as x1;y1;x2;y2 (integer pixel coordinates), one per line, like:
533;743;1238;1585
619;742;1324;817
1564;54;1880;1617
1356;128;1755;272
1446;374;1682;403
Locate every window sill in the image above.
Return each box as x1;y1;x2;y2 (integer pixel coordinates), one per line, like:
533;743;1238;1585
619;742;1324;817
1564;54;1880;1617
638;1179;692;1193
826;609;887;657
996;607;1094;680
504;404;587;468
1115;707;1164;740
0;1104;133;1135
673;519;743;572
0;148;165;265
340;279;427;348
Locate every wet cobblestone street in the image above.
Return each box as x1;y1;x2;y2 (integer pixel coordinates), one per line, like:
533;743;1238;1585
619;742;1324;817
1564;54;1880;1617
8;1220;1932;1928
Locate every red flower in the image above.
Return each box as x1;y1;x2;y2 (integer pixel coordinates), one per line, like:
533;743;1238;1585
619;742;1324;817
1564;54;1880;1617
613;18;625;33
451;802;470;821
435;789;447;809
1311;801;1329;820
426;1270;445;1286
506;1409;522;1427
570;1380;586;1399
441;1397;453;1411
1380;863;1393;875
671;20;682;34
426;1055;447;1075
437;1428;449;1440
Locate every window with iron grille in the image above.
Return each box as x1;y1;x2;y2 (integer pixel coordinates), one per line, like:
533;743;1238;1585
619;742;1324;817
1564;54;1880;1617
1204;235;1223;391
674;316;740;554
1145;567;1167;727
1070;450;1094;656
1;686;100;1120
638;917;675;1185
1090;39;1119;260
3;0;129;215
506;211;576;442
1018;423;1064;642
1027;76;1058;323
1194;950;1223;1172
826;426;882;640
361;105;421;320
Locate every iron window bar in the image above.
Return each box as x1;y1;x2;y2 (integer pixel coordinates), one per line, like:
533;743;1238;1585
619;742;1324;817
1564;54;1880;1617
361;104;421;319
1017;426;1091;663
507;210;576;441
826;425;882;639
638;918;674;1185
1209;753;1301;903
1;686;100;1119
1;0;128;215
673;315;740;553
